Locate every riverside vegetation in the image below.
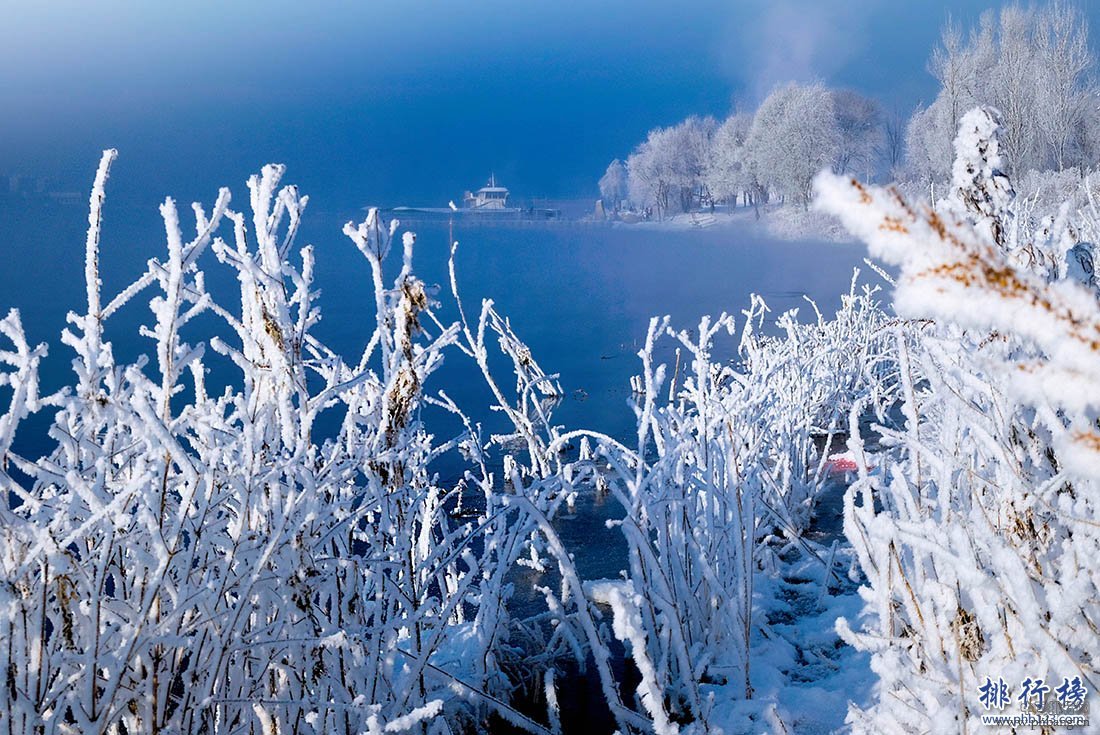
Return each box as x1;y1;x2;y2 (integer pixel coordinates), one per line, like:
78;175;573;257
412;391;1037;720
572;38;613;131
1;105;1099;733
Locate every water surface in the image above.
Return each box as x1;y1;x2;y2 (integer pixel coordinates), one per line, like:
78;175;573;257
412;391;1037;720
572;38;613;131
0;196;873;461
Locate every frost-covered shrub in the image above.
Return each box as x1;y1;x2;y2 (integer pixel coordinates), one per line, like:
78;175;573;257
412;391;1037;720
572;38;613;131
550;279;894;733
0;151;578;735
818;107;1100;733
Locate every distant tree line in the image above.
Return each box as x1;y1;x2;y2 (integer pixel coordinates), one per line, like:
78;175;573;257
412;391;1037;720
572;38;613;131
601;1;1100;220
599;83;883;219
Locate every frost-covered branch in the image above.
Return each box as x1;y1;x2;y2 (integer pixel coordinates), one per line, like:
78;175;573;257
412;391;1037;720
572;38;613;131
818;106;1100;733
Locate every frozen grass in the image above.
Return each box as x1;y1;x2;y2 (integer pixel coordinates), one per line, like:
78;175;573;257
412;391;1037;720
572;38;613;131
0;156;581;734
549;275;895;732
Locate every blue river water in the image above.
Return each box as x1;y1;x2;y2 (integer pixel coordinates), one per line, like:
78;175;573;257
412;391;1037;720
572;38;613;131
1;195;874;577
0;194;874;455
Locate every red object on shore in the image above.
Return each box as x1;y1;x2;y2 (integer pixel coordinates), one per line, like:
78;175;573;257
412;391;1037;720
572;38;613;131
825;450;869;474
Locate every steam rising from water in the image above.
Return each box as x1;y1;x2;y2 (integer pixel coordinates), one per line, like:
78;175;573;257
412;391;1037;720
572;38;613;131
728;0;885;102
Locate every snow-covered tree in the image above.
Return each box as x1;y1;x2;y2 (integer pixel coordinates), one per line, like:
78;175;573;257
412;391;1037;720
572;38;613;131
669;115;718;211
1035;1;1093;169
928;16;980;161
879;103;907;178
904;98;956;185
831;89;883;180
989;6;1043;172
911;2;1099;178
599;158;629;211
626;117;716;218
1071;90;1100;165
702;113;752;207
627;127;675;219
746;82;839;209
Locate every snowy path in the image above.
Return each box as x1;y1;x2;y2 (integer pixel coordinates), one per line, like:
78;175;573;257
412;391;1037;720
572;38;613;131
764;478;872;735
753;552;872;733
711;477;874;734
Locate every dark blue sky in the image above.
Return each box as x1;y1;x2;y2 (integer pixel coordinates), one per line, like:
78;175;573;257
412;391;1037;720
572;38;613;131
1;1;1091;210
